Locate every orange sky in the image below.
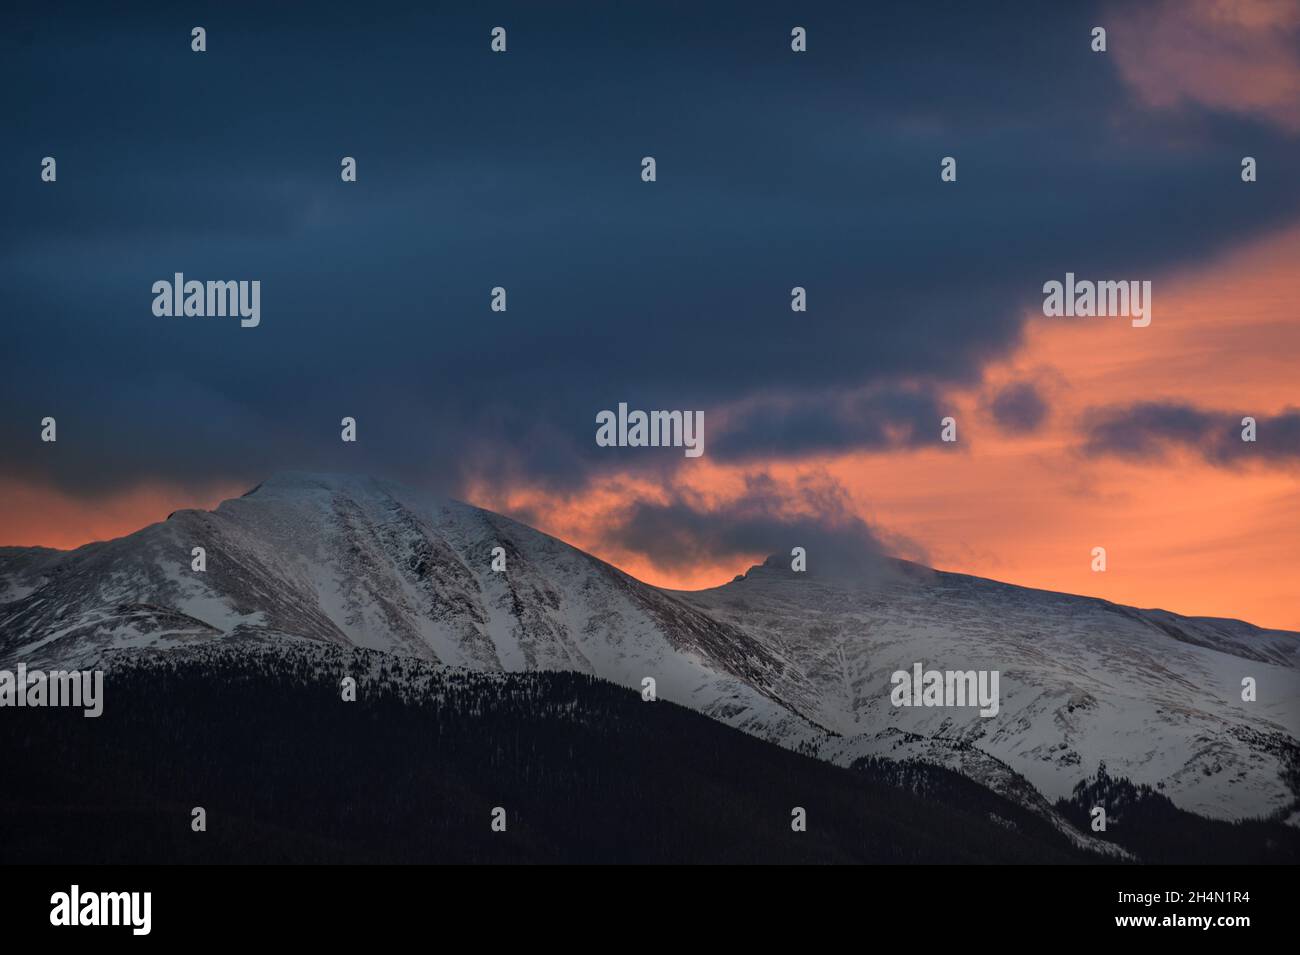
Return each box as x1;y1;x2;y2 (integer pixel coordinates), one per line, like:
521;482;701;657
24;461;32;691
4;230;1298;630
471;224;1300;629
0;478;246;551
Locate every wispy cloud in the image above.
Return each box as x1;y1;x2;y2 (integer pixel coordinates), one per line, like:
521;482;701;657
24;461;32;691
1081;401;1300;465
1111;0;1300;133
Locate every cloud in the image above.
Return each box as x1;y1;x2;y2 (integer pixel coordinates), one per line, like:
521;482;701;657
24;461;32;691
1081;401;1300;465
986;380;1050;434
709;384;952;462
1110;0;1300;133
595;471;917;580
3;1;1300;505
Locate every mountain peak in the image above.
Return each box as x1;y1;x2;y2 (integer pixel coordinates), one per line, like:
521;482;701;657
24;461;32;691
233;471;451;511
251;470;395;494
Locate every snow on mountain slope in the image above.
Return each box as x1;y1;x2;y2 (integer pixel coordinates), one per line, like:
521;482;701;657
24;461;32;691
0;547;66;604
676;559;1300;822
0;472;814;748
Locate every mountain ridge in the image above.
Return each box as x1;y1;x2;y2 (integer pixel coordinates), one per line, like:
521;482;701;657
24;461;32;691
2;470;1296;830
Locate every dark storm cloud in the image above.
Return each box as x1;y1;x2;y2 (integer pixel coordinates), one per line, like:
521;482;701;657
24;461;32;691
1081;402;1300;466
710;384;951;461
597;472;913;579
987;381;1050;434
3;0;1300;500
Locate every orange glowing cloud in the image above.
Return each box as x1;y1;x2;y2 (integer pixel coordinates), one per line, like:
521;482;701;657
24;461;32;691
1110;0;1300;133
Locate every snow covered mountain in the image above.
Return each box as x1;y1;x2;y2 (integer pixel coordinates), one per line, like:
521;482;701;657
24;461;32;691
2;471;1296;829
0;472;815;748
679;559;1300;822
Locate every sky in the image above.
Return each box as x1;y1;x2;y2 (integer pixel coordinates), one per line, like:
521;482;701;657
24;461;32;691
2;0;1298;627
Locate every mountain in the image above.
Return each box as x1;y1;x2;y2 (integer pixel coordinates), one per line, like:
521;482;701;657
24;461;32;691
678;560;1300;823
0;472;815;749
2;471;1296;838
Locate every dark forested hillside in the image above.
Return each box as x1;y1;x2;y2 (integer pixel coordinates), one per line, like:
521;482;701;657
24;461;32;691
1055;763;1300;865
0;643;1097;864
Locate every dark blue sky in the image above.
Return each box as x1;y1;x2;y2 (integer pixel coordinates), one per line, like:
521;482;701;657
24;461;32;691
3;0;1299;504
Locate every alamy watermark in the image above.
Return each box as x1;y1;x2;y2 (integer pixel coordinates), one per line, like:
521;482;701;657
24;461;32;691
1042;273;1151;327
50;885;150;935
890;662;999;717
596;403;704;457
152;273;260;327
0;664;103;717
